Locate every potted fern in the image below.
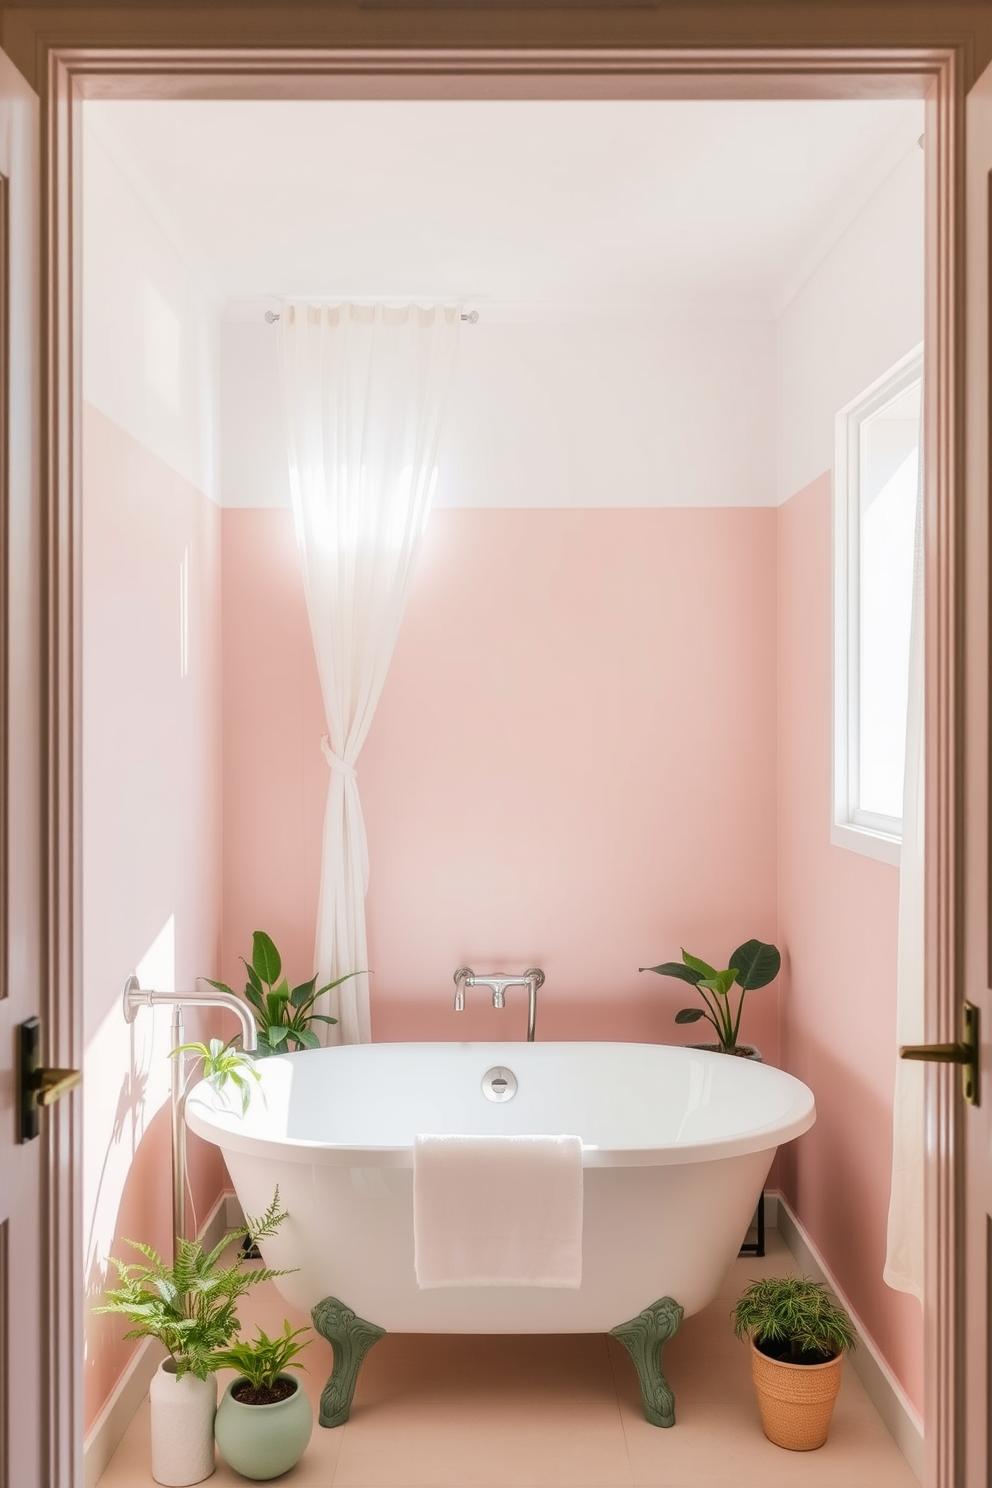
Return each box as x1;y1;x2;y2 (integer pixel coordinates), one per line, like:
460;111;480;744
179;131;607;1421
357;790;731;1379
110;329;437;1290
733;1277;857;1449
94;1192;290;1487
213;1322;313;1480
639;939;781;1057
204;930;361;1056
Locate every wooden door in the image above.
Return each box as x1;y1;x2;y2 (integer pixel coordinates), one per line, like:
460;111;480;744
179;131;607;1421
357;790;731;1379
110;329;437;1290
961;50;992;1488
0;42;47;1488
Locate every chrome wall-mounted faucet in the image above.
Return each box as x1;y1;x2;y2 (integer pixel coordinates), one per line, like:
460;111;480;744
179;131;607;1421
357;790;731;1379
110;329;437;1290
122;977;258;1260
453;966;545;1041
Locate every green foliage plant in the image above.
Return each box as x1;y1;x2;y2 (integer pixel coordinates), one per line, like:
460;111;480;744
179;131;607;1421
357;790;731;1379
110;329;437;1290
213;1320;311;1405
639;938;781;1052
204;930;362;1056
94;1190;291;1380
171;1036;261;1115
732;1277;857;1365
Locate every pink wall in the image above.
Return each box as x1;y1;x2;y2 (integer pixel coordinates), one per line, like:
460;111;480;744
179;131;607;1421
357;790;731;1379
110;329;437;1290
220;506;781;1056
222;490;921;1413
776;473;922;1415
82;404;226;1432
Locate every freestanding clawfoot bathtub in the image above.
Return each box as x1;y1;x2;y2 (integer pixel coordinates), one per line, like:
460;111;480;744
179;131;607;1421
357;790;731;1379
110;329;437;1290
185;1041;815;1427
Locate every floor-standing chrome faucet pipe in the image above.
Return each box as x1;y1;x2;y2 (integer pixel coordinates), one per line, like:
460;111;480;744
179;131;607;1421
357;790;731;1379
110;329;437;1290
453;966;545;1041
122;976;258;1262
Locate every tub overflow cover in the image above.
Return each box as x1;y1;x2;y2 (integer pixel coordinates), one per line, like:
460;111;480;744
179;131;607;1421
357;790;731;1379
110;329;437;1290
482;1066;517;1102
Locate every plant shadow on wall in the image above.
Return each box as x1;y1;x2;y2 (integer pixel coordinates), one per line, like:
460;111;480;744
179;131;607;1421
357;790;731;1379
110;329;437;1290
84;1048;153;1317
204;929;363;1055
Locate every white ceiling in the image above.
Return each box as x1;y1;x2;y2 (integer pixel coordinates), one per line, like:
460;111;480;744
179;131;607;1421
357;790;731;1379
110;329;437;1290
83;97;924;319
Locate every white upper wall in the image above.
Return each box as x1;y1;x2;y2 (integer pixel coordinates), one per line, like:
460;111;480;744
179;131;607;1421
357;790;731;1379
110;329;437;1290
82;118;221;501
82;96;923;513
221;311;777;509
775;142;924;503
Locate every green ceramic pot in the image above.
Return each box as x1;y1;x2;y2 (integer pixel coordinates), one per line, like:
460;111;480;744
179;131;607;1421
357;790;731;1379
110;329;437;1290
214;1374;313;1481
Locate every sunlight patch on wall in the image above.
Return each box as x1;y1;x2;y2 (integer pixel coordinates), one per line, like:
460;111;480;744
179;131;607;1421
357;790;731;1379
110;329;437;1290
83;915;177;1325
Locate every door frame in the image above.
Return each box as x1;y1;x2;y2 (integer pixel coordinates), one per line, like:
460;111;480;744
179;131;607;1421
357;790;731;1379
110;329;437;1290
41;39;963;1488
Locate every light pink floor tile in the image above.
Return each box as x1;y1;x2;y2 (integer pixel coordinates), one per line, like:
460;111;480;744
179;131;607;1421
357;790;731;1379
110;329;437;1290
97;1226;918;1488
331;1332;632;1487
613;1345;918;1488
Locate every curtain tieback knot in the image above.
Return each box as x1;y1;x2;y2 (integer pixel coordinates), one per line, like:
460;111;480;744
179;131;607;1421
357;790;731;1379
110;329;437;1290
321;735;357;780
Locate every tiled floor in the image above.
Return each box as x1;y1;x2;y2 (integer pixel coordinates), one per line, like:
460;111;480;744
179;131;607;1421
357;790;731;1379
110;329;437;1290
98;1229;919;1487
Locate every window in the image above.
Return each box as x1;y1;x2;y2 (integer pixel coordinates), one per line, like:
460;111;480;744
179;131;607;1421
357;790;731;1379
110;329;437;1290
833;346;922;866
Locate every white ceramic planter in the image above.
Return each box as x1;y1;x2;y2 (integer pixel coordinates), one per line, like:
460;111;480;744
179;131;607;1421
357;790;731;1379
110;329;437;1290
148;1360;217;1486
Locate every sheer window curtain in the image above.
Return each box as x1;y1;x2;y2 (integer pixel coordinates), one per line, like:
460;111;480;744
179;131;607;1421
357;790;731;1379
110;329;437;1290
277;302;460;1043
883;438;925;1302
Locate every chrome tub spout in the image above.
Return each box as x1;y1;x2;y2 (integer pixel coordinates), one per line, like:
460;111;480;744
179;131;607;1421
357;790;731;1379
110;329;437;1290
452;966;545;1041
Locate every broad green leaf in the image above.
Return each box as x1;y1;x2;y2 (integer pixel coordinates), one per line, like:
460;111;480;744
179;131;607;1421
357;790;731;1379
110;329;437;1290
241;960;264;995
682;950;719;979
290;976;317;1009
272;978;291;1001
242;982;267;1016
265;990;288;1023
730;939;781;990
310;1014;339;1025
294;1028;320;1050
639;961;702;985
266;1024;288;1047
252;931;282;988
201;977;235;998
674;1007;706;1023
317;970;366;993
699;969;738;997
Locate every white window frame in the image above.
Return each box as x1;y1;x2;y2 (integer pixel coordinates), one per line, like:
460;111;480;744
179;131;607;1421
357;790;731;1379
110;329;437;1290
832;343;922;868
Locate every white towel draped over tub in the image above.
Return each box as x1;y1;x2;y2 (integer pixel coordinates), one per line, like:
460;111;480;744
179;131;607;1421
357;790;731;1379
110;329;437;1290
413;1134;584;1289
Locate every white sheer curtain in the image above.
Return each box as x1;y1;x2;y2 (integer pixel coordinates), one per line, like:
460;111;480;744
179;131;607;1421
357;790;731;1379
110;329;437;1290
277;302;460;1042
884;443;925;1302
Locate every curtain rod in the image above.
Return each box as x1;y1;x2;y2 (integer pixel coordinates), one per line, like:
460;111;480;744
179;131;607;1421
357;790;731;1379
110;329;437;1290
264;309;478;323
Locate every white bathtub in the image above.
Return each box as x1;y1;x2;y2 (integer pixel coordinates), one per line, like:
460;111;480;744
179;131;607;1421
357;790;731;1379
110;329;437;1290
185;1040;814;1334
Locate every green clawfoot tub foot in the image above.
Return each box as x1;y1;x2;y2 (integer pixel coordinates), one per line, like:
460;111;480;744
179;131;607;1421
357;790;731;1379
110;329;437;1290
311;1296;386;1427
610;1296;684;1426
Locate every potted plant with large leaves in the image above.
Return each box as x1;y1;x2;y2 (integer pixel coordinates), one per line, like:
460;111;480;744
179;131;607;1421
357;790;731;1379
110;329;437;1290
94;1192;290;1487
639;938;781;1058
204;930;360;1056
733;1276;857;1449
213;1322;313;1481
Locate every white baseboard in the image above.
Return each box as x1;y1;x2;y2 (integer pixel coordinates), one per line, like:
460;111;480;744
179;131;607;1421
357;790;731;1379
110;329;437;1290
83;1190;234;1488
771;1190;924;1483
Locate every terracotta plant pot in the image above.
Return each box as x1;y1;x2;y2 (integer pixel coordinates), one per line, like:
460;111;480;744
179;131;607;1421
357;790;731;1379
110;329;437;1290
214;1373;313;1481
749;1339;843;1450
148;1359;217;1486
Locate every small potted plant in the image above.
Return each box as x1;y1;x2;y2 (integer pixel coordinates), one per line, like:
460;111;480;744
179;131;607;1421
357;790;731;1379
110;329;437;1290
639;939;781;1057
94;1191;291;1487
171;1034;261;1115
732;1276;857;1450
213;1321;313;1480
204;930;361;1056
